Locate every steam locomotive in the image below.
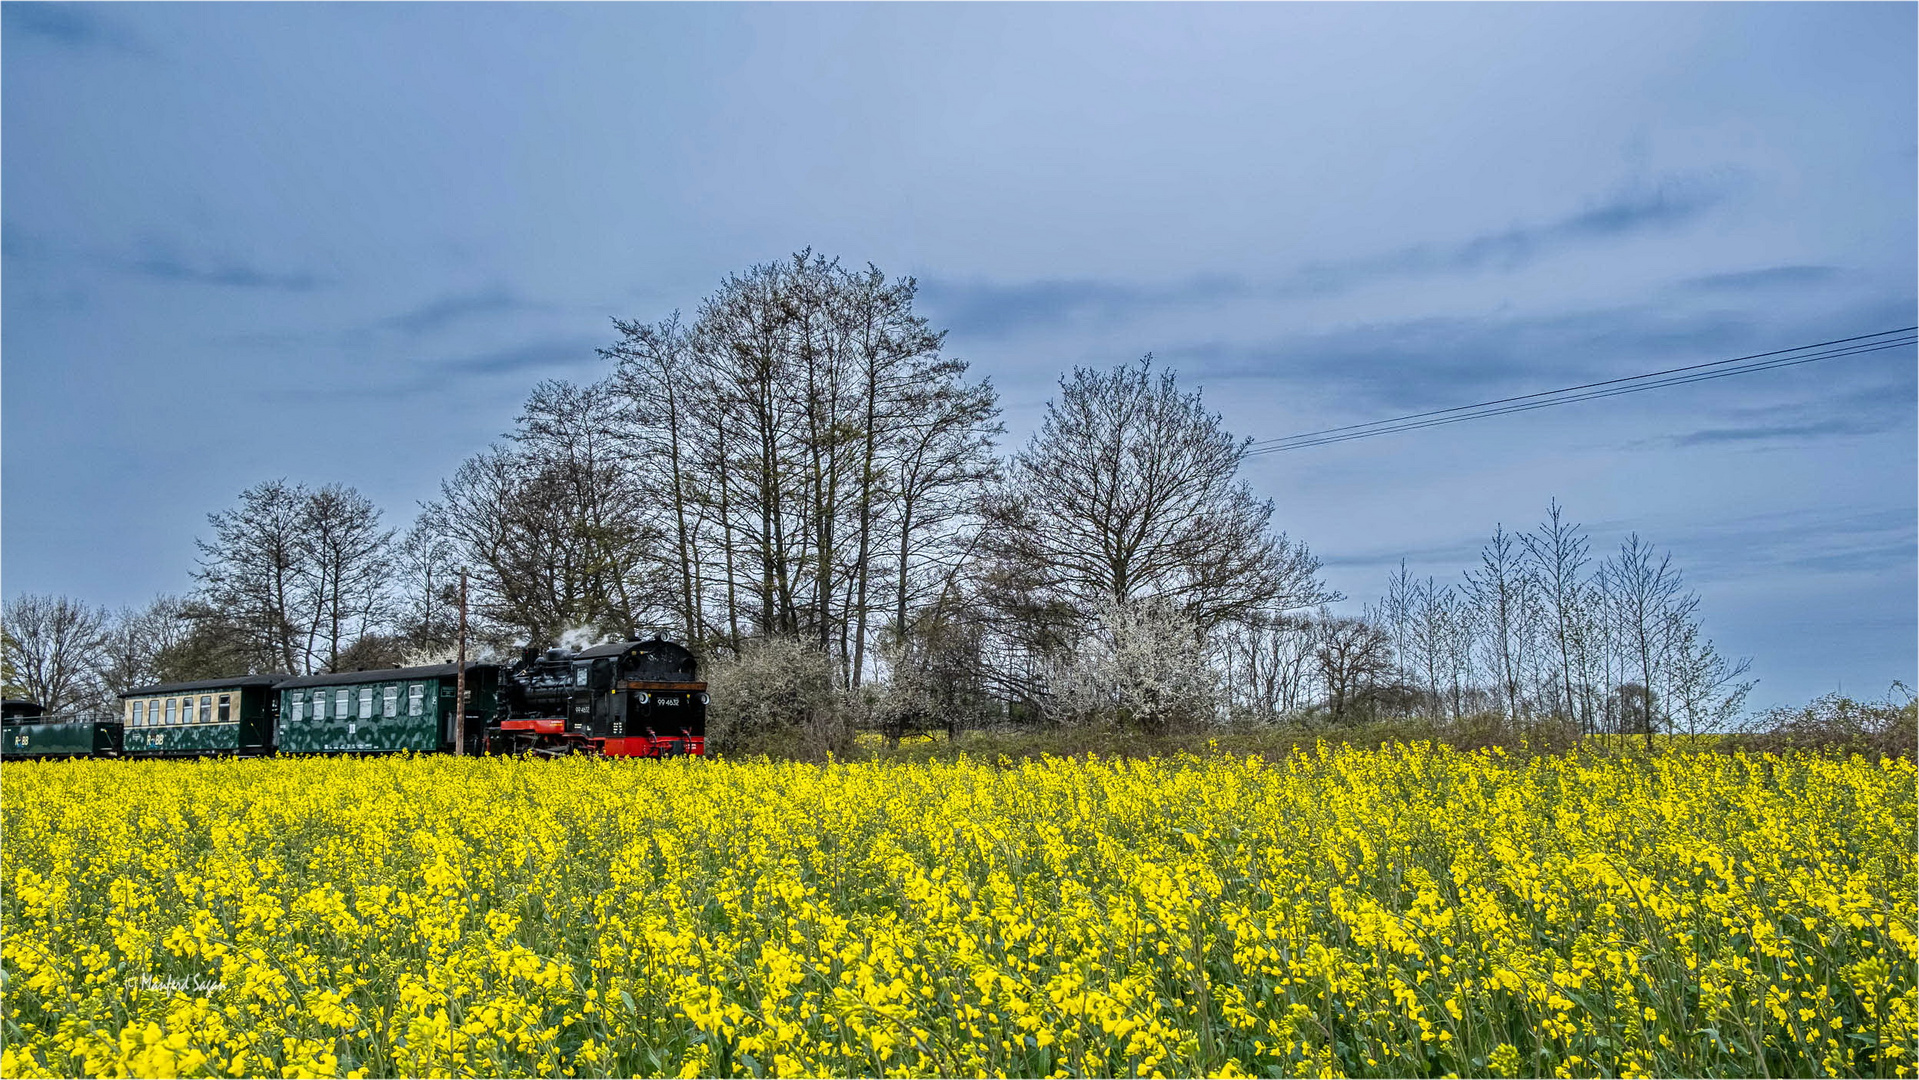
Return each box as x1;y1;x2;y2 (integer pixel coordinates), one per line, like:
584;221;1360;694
0;638;706;761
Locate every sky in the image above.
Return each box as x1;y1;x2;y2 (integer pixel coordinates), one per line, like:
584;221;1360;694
3;2;1913;710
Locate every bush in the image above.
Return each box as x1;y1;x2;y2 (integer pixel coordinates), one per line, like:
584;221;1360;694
706;636;853;762
1729;686;1916;759
1046;596;1221;735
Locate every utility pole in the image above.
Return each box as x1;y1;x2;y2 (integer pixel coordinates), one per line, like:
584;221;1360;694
455;568;468;756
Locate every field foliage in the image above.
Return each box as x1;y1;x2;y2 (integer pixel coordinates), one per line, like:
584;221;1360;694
2;747;1913;1078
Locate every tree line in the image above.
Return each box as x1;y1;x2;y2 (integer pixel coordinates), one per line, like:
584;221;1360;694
1209;501;1755;743
3;251;1752;747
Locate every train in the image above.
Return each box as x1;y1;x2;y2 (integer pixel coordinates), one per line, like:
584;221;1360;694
0;637;706;761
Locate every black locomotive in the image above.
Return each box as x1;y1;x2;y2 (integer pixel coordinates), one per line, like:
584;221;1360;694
1;638;705;762
500;639;709;757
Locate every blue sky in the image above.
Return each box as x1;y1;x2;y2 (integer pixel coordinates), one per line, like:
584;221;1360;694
4;2;1913;708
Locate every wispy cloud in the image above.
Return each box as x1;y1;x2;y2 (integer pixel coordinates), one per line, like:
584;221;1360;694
1294;173;1743;291
122;247;330;291
1176;304;1765;409
381;287;535;336
1670;507;1917;583
1665;374;1915;448
920;274;1244;340
2;3;148;54
1672;417;1893;446
1682;265;1841;293
925;174;1745;340
274;337;604;402
433;338;598;378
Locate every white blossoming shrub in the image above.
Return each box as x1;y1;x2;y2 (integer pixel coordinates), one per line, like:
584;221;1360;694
1046;595;1221;735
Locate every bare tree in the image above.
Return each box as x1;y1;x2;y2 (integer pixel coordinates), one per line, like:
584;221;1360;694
1406;577;1456;720
1666;611;1755;737
1464;525;1535;721
425;379;666;650
1218;612;1319;721
604;313;703;646
1603;533;1686;748
394;515;459;660
984;357;1331;679
1;594;108;713
299;484;395;672
603;254;999;692
194;479;313;673
97;595;197;700
1314;615;1392;724
1522;499;1591;726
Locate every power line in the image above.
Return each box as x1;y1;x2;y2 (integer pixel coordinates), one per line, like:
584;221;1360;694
1246;327;1916;455
1250;327;1913;450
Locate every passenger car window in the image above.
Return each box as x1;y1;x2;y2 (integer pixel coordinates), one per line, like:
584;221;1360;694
165;699;177;725
408;685;424;717
218;695;231;722
335;689;349;718
358;688;374;719
200;696;213;723
384;686;398;718
132;701;144;727
313;693;326;721
182;697;196;724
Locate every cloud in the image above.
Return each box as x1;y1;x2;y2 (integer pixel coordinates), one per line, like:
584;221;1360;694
1682;265;1841;293
123;250;329;291
1671;418;1893;446
1176;303;1765;410
1321;539;1486;573
1168;283;1917;430
1664;373;1915;448
434;338;599;378
381;287;534;336
1292;173;1743;291
1671;508;1917;582
274;337;604;402
926;173;1743;340
919;274;1244;340
2;3;147;53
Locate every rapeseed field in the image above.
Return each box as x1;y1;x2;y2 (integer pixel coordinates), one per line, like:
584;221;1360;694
2;746;1912;1079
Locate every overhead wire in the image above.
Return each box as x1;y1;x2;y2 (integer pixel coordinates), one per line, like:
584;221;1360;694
1245;327;1916;455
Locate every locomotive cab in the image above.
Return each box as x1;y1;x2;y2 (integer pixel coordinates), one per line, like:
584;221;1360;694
570;638;707;757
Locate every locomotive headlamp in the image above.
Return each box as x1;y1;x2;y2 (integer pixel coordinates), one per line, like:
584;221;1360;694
698;692;709;705
633;691;650;705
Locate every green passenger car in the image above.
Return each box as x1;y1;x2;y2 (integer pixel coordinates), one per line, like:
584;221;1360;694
276;664;500;755
2;699;123;760
119;676;284;757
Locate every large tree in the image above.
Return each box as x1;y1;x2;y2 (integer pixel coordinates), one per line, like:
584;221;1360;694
601;253;999;687
194;479;311;673
1;593;108;713
985;356;1330;641
194;479;395;674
